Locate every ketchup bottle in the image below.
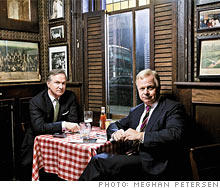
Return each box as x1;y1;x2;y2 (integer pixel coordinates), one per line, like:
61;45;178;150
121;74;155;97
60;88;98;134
100;107;106;129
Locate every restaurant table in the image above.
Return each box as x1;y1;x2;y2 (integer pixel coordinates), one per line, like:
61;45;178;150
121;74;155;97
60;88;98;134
32;126;121;181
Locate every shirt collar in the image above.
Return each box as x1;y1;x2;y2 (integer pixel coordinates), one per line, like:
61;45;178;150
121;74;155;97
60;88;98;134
48;91;59;103
144;100;159;110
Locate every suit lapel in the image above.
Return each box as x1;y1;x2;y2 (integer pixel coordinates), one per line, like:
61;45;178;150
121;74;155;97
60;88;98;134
45;91;67;121
133;104;145;129
44;91;54;120
58;94;66;120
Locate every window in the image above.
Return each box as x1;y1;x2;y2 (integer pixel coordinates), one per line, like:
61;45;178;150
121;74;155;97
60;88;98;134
107;7;150;116
106;0;149;12
135;9;150;104
82;0;106;13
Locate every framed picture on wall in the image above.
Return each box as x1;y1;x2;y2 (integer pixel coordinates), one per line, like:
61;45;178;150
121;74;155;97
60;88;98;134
197;7;220;31
49;0;64;21
49;45;68;76
0;0;39;33
197;35;220;78
49;22;66;43
0;40;41;82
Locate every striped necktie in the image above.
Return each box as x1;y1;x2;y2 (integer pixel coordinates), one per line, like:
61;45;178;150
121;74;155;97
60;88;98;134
140;105;151;131
53;99;59;122
126;105;151;156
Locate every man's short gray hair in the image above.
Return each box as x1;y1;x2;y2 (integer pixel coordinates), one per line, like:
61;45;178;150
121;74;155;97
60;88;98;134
46;69;66;82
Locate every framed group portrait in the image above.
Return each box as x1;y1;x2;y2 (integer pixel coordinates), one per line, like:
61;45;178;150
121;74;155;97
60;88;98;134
197;7;220;31
49;0;64;21
0;0;39;32
0;40;41;82
49;22;66;43
48;45;68;76
197;35;220;78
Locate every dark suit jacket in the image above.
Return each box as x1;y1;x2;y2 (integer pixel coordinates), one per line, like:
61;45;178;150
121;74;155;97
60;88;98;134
107;96;190;178
20;88;80;167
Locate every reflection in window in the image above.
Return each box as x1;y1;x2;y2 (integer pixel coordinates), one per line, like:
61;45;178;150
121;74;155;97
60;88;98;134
107;9;150;115
135;9;150;104
82;0;106;13
107;13;133;115
136;9;150;75
82;0;89;13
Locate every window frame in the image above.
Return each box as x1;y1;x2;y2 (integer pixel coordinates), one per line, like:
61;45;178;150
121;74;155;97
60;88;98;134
106;4;151;118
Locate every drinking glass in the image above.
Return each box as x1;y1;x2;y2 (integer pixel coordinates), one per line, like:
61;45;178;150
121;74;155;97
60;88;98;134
79;122;91;139
84;111;93;123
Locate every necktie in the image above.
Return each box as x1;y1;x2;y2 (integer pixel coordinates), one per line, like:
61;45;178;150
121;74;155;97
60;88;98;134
140;105;151;131
126;105;151;156
53;99;59;122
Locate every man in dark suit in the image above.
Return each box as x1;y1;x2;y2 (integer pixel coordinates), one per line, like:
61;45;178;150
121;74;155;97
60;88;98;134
19;69;80;180
79;69;191;180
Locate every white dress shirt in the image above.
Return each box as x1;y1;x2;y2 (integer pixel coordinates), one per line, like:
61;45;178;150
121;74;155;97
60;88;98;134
48;92;59;110
48;92;66;131
136;101;158;142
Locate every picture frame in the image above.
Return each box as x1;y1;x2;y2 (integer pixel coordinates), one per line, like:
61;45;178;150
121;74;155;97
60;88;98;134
0;0;39;33
49;0;64;21
49;22;66;43
197;35;220;78
197;7;220;31
48;45;68;76
0;40;41;82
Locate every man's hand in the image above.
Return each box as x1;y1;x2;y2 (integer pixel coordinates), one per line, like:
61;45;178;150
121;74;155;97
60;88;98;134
112;129;125;141
63;122;80;132
124;128;144;141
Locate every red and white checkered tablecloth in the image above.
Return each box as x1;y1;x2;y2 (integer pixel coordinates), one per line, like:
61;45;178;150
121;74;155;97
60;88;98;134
32;127;116;181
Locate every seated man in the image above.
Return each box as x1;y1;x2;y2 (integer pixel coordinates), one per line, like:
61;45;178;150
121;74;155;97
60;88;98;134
79;69;192;181
19;69;81;180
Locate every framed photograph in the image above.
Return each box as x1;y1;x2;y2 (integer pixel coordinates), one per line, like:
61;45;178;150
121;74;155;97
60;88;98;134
0;40;41;82
197;36;220;78
0;0;39;33
49;22;66;43
197;7;220;31
49;0;64;21
49;45;68;76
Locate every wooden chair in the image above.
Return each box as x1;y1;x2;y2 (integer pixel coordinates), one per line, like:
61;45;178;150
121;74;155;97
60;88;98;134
189;143;220;180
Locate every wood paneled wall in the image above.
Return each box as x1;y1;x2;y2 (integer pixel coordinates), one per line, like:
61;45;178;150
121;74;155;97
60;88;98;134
175;84;220;147
192;88;220;144
192;89;220;104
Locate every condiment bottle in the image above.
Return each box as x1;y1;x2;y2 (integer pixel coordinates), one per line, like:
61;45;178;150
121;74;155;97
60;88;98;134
100;107;106;129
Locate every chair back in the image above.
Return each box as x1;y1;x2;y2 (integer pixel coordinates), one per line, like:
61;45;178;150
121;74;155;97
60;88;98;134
189;143;220;180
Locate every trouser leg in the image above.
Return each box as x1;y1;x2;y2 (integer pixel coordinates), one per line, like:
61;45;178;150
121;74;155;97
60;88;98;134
19;163;32;181
78;153;143;181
